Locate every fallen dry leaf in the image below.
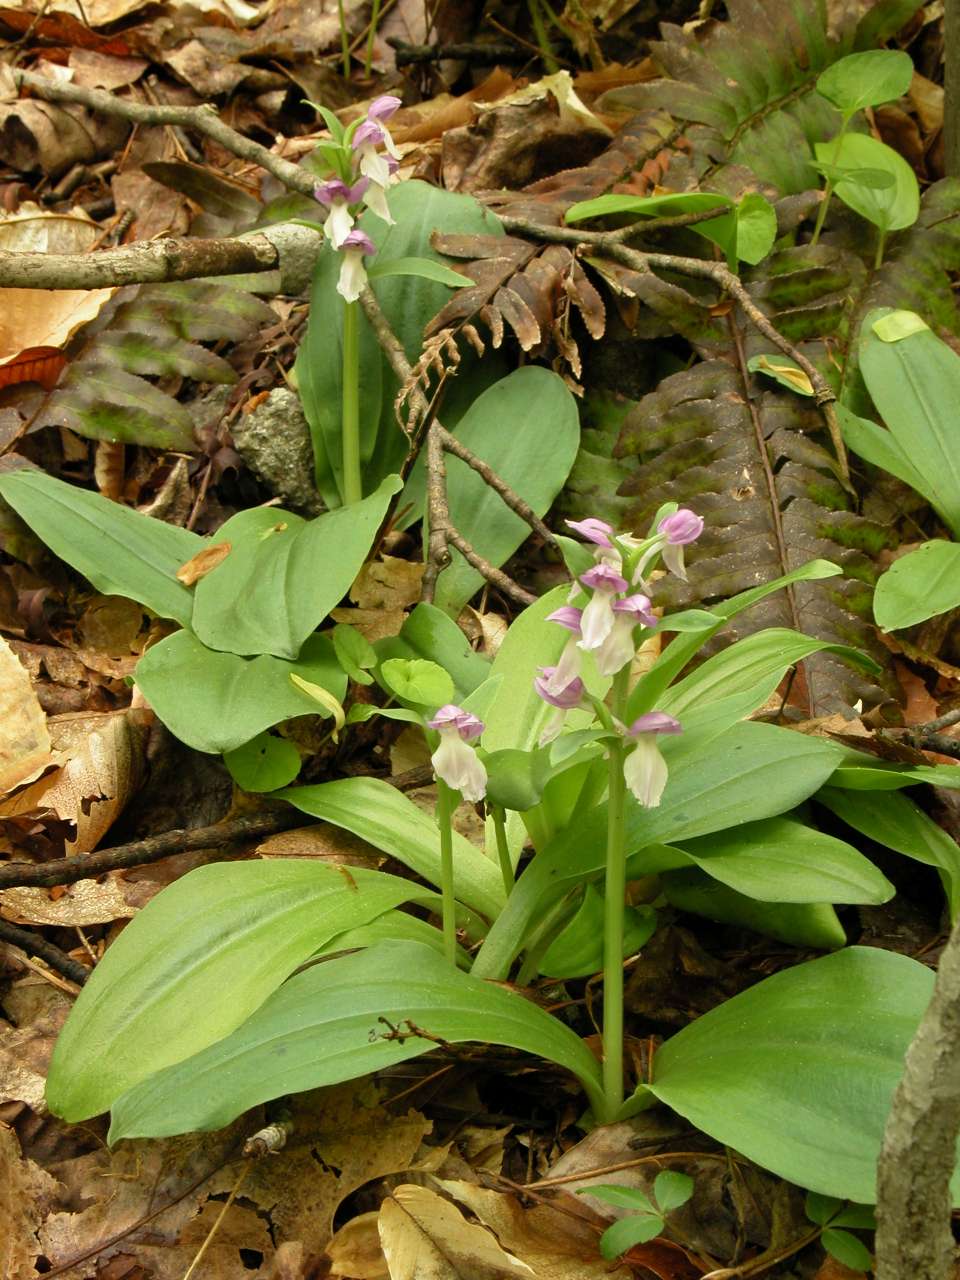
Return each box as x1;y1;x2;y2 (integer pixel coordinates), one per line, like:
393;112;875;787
327;1212;390;1280
176;542;233;585
0;979;70;1108
1;874;154;926
379;1183;533;1280
352;555;425;610
257;821;385;869
0;633;51;794
0;1125;62;1280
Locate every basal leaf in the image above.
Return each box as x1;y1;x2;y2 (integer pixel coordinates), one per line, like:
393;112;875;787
635;946;941;1203
816;134;919;233
0;468;201;626
107;940;606;1140
660;871;847;949
46;863;439;1122
874;541;960;630
134;630;347;753
816;50;914;118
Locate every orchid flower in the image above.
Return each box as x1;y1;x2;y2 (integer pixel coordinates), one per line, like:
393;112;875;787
623;711;682;807
543;605;583;693
337;229;376;303
595;593;658;677
314;176;369;248
578;562;629;650
427;704;487;802
533;667;586;744
657;508;705;580
352;119;399;188
565;517;615;547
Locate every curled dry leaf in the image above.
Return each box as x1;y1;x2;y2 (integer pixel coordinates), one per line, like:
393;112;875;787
327;1212;388;1280
379;1183;533;1280
0;981;71;1108
0;205;116;390
1;874;155;927
0;634;51;794
0;707;146;853
176;542;233;586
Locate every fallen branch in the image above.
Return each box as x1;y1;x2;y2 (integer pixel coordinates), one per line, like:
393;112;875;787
0;918;90;985
875;922;960;1280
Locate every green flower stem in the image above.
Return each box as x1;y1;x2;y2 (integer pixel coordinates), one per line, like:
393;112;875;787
810;117;850;248
341;298;362;505
602;666;632;1120
365;0;382;76
490;803;514;896
874;227;887;270
436;778;458;967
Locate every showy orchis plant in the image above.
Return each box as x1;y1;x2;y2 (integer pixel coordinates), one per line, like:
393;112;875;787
427;703;487;966
540;505;704;1115
309;94;401;504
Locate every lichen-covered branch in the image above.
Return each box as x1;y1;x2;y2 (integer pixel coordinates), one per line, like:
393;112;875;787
875;922;960;1280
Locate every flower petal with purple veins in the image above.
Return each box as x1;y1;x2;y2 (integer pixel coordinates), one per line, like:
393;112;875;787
314;177;351;206
427;704;484;741
353;120;385;148
627;711;682;738
534;668;584;710
368;94;402;120
547;606;583;635
341;228;376;254
612;593;657;628
565;517;614;547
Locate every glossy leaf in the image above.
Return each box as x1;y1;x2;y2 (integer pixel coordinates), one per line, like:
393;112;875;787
822;1229;873;1272
380;658;454;710
223;732;301;792
874;540;960;630
858;308;960;536
424;367;580;614
597;1214;663;1259
827;758;960;791
816;50;913;118
0;469;201;627
107;940;606;1140
375;603;492;700
279;776;505;920
332;622;376;684
366;256;473;287
539;886;656;979
837;403;938;510
660;869;847;949
46;863;439;1122
818;786;960;917
134;631;347;754
191;475;400;658
815;133;919;232
634;947;941;1203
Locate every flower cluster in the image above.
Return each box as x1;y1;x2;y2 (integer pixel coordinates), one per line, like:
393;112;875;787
313;94;402;303
534;508;704;806
427;704;487;803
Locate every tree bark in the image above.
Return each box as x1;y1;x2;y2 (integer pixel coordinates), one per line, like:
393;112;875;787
875;922;960;1279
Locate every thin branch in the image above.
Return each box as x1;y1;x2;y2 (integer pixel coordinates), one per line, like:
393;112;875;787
499;215;850;482
0;918;90;985
0;808;302;890
606;204;732;242
0;235;279;289
435;423;556;545
13;69;318;199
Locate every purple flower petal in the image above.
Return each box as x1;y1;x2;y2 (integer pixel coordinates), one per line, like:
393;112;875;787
368;94;402;121
547;606;583;635
581;563;628;593
314;177;351;206
346;176;370;202
627;711;682;738
565;517;614;547
341;228;376;254
427;703;484;741
353;120;385;148
612;593;657;627
534;668;584;710
658;509;704;546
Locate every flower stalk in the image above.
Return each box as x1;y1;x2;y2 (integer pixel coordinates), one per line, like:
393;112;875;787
601;665;630;1119
435;777;458;967
340;297;362;505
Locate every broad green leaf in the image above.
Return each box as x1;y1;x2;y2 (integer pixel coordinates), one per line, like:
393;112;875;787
316;910;471;967
380;657;454;710
295;181;505;506
700;191;777;267
653;1171;694;1213
815;133;919;232
805;1191;842;1226
424;367;580;614
366;256;473;287
624;559;842;722
674;816;893;904
872;308;929;341
191;475;400;658
332;622;376;684
539;886;656;979
376;603;491;700
635;947;939;1202
828;758;960;790
816;50;913;117
822;1229;873;1272
107;940;606;1140
45;863;439;1122
660;869;847;949
0;469;201;626
818;785;960;917
223;732;301;792
483;747;550;813
565;190;732;226
874;541;960;630
134;630;347;754
279;776;505;920
859;308;960;537
473;722;844;978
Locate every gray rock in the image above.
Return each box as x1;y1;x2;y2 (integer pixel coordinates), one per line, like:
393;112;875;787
231;387;324;515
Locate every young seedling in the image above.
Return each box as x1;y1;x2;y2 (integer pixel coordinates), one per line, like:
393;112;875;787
805;1191;875;1273
580;1171;694;1260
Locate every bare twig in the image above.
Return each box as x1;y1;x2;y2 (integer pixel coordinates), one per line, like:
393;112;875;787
12;69;317;199
0;918;90;985
0;808;302;890
499;215;850;482
387;38;531;65
875;920;960;1280
605;203;732;242
0;235;279;289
